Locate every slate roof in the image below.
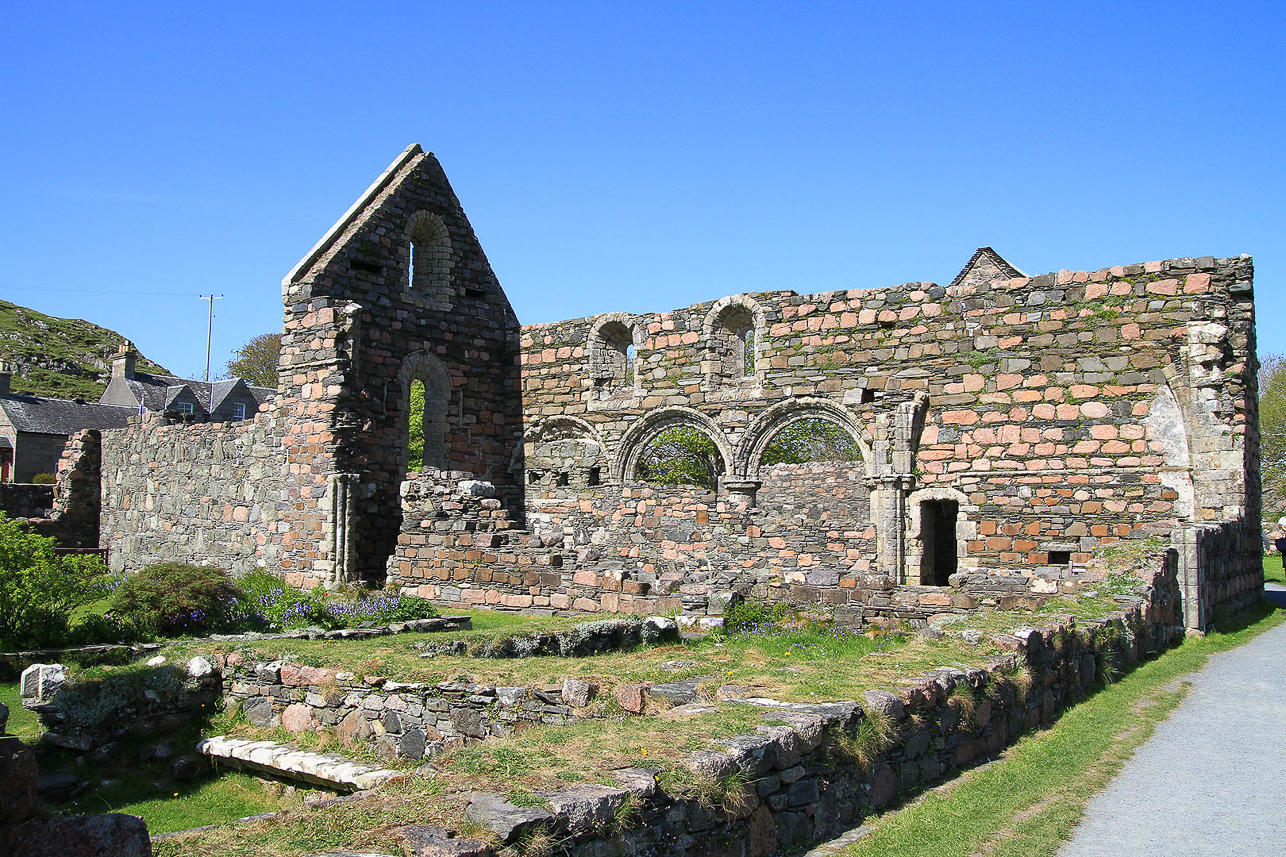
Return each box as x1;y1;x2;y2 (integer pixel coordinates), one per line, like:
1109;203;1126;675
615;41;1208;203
0;394;136;435
122;371;275;414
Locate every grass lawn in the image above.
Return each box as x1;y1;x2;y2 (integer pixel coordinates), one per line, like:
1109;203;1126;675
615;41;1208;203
837;597;1286;857
1263;554;1286;587
65;770;286;836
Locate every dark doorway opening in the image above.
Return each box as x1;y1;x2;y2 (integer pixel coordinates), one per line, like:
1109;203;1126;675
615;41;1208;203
920;500;958;586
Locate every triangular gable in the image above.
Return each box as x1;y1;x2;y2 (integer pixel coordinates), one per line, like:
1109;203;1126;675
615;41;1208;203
209;378;251;414
948;247;1026;288
284;143;423;287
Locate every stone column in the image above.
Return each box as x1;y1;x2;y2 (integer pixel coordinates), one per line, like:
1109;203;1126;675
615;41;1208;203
1174;524;1206;632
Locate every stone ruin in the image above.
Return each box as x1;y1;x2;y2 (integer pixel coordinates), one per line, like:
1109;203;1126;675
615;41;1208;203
83;144;1261;632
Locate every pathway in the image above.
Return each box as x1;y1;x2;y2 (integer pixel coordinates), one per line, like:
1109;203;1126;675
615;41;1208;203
1060;583;1286;856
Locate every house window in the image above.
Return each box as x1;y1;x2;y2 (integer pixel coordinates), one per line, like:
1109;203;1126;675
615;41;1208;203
175;402;194;415
232;402;247;421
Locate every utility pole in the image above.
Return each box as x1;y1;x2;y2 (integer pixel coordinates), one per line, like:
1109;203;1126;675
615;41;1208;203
198;294;224;383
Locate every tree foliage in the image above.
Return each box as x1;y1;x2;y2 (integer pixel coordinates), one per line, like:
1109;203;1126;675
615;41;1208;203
408;379;425;472
761;418;860;465
635;418;861;492
225;332;281;388
637;425;723;491
1260;354;1286;520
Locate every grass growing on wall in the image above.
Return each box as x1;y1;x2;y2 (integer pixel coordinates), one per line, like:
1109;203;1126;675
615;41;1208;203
837;599;1286;857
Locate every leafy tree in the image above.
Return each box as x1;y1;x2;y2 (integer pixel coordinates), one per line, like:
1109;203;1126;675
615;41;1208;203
225;332;281;388
637;425;723;490
408;380;425;471
1260;354;1286;520
761;418;860;465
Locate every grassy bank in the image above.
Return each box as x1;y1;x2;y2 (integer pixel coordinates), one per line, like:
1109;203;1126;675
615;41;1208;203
838;598;1286;857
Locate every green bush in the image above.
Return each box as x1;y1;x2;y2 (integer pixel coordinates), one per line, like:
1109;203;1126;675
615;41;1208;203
0;513;112;649
30;472;56;484
109;563;243;637
720;600;793;634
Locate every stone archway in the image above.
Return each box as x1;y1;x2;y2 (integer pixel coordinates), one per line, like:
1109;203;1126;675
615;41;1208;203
397;350;453;472
615;407;735;488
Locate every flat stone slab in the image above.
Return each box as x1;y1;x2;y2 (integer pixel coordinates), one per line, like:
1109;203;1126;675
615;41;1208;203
198;736;400;792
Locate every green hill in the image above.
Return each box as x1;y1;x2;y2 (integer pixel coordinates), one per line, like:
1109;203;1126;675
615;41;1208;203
0;298;170;400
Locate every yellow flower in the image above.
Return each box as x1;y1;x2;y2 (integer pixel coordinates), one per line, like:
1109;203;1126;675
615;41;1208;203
640;748;648;756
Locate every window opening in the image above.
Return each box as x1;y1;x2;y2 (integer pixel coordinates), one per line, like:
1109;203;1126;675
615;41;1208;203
919;500;958;586
636;425;723;491
556;472;570;487
1047;550;1071;566
761;417;861;465
175;402;194;415
588;466;601;486
407;380;426;472
232;402;246;421
860;388;876;404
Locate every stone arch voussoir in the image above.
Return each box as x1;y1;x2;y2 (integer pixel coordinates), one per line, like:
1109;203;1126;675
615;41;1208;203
615;407;735;484
738;397;871;479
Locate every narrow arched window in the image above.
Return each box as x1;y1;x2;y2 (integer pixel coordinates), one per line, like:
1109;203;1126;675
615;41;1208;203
589;318;639;395
711;304;756;381
405;211;452;297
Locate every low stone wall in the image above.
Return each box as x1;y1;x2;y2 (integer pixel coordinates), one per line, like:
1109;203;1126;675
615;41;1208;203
1177;518;1264;630
217;656;592;763
457;551;1185;857
31;662;221;752
0;483;53;519
214;617;680;763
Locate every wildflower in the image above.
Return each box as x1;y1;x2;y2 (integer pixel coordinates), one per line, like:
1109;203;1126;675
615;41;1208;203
640;748;648;756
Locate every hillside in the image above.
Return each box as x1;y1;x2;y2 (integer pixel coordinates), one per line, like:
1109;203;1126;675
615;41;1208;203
0;298;169;400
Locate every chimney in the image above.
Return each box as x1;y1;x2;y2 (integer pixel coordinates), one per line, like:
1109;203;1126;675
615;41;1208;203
112;341;136;381
0;362;10;396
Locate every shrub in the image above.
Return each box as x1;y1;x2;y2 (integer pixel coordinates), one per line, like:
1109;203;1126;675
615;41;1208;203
0;513;112;649
109;562;243;637
720;600;793;634
236;569;337;630
30;472;56;484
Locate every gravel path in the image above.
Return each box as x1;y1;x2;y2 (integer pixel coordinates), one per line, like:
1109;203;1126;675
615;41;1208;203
1060;585;1286;856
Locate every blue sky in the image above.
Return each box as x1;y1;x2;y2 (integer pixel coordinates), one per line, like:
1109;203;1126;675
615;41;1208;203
1;2;1282;380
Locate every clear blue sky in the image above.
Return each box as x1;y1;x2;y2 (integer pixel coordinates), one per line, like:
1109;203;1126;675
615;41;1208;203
1;2;1282;380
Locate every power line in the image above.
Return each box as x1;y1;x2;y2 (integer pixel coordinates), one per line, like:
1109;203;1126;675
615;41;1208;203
1;284;202;298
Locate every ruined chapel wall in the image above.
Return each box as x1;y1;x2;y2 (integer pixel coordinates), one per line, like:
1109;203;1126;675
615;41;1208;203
515;255;1257;583
99;412;282;577
276;147;524;584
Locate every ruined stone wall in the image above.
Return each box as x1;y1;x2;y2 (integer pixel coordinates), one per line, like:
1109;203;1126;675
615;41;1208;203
387;253;1259;624
98;146;525;588
271;145;523;585
99;412;282;577
0;484;53;520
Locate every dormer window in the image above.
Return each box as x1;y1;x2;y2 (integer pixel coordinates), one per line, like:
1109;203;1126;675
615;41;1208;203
175;402;194;415
232;402;247;421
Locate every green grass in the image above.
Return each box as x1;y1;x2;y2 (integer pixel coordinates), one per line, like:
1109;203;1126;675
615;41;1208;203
1263;554;1285;587
65;770;285;835
0;682;42;741
839;598;1286;857
0;297;169;399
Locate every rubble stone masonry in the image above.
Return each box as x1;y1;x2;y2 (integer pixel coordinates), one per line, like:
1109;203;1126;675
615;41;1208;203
91;147;1260;631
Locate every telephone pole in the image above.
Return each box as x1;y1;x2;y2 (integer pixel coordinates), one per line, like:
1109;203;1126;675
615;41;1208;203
198;294;224;382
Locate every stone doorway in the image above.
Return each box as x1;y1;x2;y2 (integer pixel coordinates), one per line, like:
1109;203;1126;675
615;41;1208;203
919;499;958;585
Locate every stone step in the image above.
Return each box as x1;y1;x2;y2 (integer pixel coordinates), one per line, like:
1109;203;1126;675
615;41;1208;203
197;736;400;792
